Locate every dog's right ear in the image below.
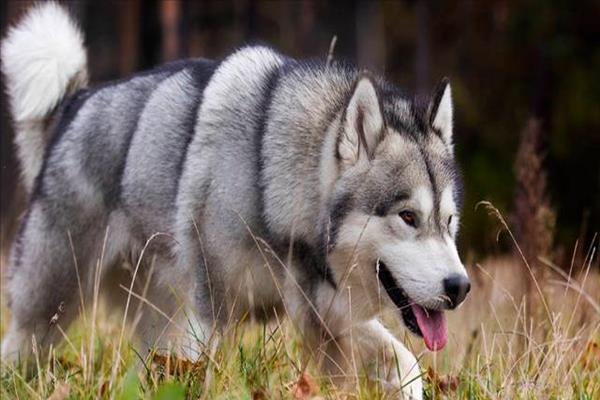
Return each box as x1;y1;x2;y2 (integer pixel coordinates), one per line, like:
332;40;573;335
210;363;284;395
337;74;385;167
428;78;454;149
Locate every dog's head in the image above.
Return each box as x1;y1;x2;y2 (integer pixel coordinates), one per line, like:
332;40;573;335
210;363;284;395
324;74;469;351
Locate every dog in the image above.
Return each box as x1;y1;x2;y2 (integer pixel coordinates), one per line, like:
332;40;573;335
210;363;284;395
1;3;470;398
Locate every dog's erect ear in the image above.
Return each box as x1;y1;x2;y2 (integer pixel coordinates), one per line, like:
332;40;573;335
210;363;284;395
429;78;454;148
338;74;385;167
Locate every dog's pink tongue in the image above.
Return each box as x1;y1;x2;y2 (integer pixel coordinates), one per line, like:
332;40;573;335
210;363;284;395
411;304;447;351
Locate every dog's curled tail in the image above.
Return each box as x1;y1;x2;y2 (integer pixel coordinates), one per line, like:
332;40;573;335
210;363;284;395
2;2;88;192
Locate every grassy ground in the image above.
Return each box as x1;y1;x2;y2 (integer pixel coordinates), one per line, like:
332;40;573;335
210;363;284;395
1;246;599;399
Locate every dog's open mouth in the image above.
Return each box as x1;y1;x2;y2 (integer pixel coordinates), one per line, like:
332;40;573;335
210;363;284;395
377;261;448;351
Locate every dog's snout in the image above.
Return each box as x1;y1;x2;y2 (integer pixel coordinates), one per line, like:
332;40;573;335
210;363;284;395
443;274;470;309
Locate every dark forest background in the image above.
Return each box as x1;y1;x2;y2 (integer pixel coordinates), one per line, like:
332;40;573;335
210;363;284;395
1;0;599;265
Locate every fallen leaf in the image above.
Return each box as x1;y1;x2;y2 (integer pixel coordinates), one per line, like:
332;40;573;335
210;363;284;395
48;382;70;400
580;341;600;370
252;389;266;400
290;372;319;399
426;367;459;394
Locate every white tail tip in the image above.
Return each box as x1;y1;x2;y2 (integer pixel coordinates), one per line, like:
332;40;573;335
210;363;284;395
1;2;88;122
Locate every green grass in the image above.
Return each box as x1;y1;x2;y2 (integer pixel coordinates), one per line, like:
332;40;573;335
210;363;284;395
1;255;598;399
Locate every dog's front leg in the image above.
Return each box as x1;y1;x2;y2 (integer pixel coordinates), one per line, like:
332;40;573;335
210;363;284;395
317;319;423;399
355;319;423;399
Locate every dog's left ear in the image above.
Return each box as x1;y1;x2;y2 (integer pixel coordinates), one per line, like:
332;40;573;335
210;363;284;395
338;73;385;167
428;78;453;148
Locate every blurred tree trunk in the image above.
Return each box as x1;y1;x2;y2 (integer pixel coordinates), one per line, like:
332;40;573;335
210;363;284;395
233;0;247;48
298;0;316;55
177;0;190;59
139;0;161;70
187;2;207;57
277;0;295;52
415;0;430;96
356;0;385;73
161;0;180;62
119;0;140;74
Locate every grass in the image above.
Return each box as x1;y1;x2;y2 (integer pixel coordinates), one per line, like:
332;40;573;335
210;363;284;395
1;225;599;399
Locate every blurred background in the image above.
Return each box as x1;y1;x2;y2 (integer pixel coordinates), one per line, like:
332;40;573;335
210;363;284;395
1;0;599;270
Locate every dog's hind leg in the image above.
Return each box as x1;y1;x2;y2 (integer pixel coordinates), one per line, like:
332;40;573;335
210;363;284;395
1;202;105;363
102;253;210;362
154;255;217;361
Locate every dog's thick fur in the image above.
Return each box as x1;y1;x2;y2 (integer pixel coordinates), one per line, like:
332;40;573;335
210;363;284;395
1;4;470;398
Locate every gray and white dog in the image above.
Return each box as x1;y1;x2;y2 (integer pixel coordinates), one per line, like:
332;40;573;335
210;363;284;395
1;3;470;398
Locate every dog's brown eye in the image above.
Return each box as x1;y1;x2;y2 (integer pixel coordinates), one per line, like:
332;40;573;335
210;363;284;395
399;211;417;227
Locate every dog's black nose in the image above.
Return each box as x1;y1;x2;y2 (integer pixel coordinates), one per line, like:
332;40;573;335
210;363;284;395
443;274;471;309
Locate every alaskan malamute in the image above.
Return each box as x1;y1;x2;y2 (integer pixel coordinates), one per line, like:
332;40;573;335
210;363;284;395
1;3;470;398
